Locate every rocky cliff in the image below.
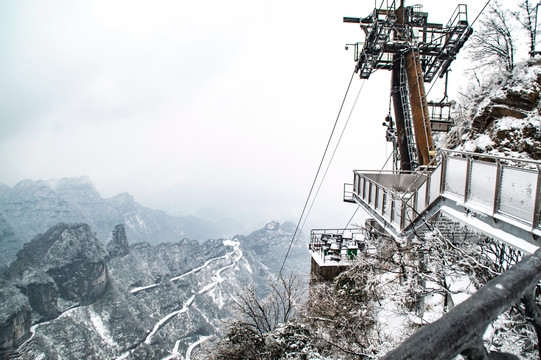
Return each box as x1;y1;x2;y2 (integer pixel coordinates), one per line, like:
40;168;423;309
444;59;541;160
0;282;31;360
235;221;308;275
107;224;129;259
0;223;108;357
0;221;301;359
5;223;109;317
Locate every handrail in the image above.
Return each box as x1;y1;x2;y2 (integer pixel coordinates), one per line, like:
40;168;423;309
382;247;541;360
441;148;541;166
347;148;541;241
446;4;468;29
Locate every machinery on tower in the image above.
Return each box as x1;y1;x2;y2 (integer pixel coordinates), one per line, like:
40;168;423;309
310;0;473;281
345;0;472;171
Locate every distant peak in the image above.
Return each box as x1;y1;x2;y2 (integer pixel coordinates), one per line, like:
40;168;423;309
110;192;134;202
50;176;94;189
13;179;40;189
265;221;280;230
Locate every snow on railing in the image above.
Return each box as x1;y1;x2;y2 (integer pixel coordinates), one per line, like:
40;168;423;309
381;246;541;360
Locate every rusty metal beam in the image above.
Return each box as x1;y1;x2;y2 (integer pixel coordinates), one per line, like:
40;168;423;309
405;49;434;165
392;55;412;171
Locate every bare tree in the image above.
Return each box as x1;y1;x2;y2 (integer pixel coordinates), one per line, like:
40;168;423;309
469;1;516;73
210;274;303;360
512;0;540;57
233;273;301;336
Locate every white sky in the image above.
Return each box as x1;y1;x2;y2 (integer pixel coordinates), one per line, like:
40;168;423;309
0;0;513;235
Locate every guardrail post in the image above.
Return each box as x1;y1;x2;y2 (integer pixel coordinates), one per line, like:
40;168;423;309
533;165;541;230
440;151;448;194
375;185;380;211
400;198;406;230
390;194;395;224
464;155;472;204
424;173;430;209
493;159;503;216
426;172;432;206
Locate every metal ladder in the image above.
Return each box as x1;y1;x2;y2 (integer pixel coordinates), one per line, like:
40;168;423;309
399;55;418;169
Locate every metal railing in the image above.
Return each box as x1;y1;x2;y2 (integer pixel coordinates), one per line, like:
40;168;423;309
381;246;541;360
347;149;541;244
446;4;468;29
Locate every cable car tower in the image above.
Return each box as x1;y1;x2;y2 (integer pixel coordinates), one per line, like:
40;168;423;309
308;1;473;282
344;0;472;171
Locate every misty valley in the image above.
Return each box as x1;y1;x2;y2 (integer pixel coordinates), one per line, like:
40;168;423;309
0;178;308;359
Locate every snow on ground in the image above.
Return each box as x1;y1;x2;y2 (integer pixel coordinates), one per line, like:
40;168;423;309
130;283;160;294
373;270;412;343
153;239;243;356
161;340;182;360
144;294;197;344
447;273;477;306
463;133;493;152
89;307;117;349
185;336;211;360
132;246;237;295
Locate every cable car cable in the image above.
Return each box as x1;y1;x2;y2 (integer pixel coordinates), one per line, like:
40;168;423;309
279;70;356;275
298;79;367;237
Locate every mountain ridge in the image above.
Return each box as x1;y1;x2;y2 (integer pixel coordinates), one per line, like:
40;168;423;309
0;177;224;268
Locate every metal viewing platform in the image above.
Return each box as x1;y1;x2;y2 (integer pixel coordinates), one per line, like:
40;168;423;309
309;228;373;281
344;149;541;253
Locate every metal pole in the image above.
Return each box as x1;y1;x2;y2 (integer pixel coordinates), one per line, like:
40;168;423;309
532;164;541;230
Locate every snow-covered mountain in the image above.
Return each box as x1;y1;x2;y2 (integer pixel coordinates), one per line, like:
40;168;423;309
0;177;223;268
0;219;307;359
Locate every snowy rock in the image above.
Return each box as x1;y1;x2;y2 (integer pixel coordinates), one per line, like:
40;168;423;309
107;224;129;259
235;221;308;275
0;216;22;272
7;223;109;308
446;61;541;160
0;281;31;357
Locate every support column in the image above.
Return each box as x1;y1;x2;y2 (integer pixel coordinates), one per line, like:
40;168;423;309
405;49;434;165
391;54;412;172
392;3;412;171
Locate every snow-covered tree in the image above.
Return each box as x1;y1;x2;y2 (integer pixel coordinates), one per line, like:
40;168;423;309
469;1;516;73
512;0;540;57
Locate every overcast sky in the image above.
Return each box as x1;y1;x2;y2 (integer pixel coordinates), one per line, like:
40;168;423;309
0;0;506;235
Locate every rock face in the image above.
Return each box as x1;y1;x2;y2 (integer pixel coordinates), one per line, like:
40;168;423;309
0;223;109;358
6;223;109;315
0;221;300;359
0;217;22;273
106;224;129;258
0;177;222;267
444;61;541;159
0;282;31;359
235;221;308;275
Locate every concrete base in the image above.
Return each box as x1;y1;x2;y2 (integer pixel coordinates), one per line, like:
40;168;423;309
310;256;350;282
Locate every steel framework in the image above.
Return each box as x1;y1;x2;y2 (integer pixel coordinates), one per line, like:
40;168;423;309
344;2;472;83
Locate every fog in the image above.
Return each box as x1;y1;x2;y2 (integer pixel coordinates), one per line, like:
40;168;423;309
0;0;499;235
